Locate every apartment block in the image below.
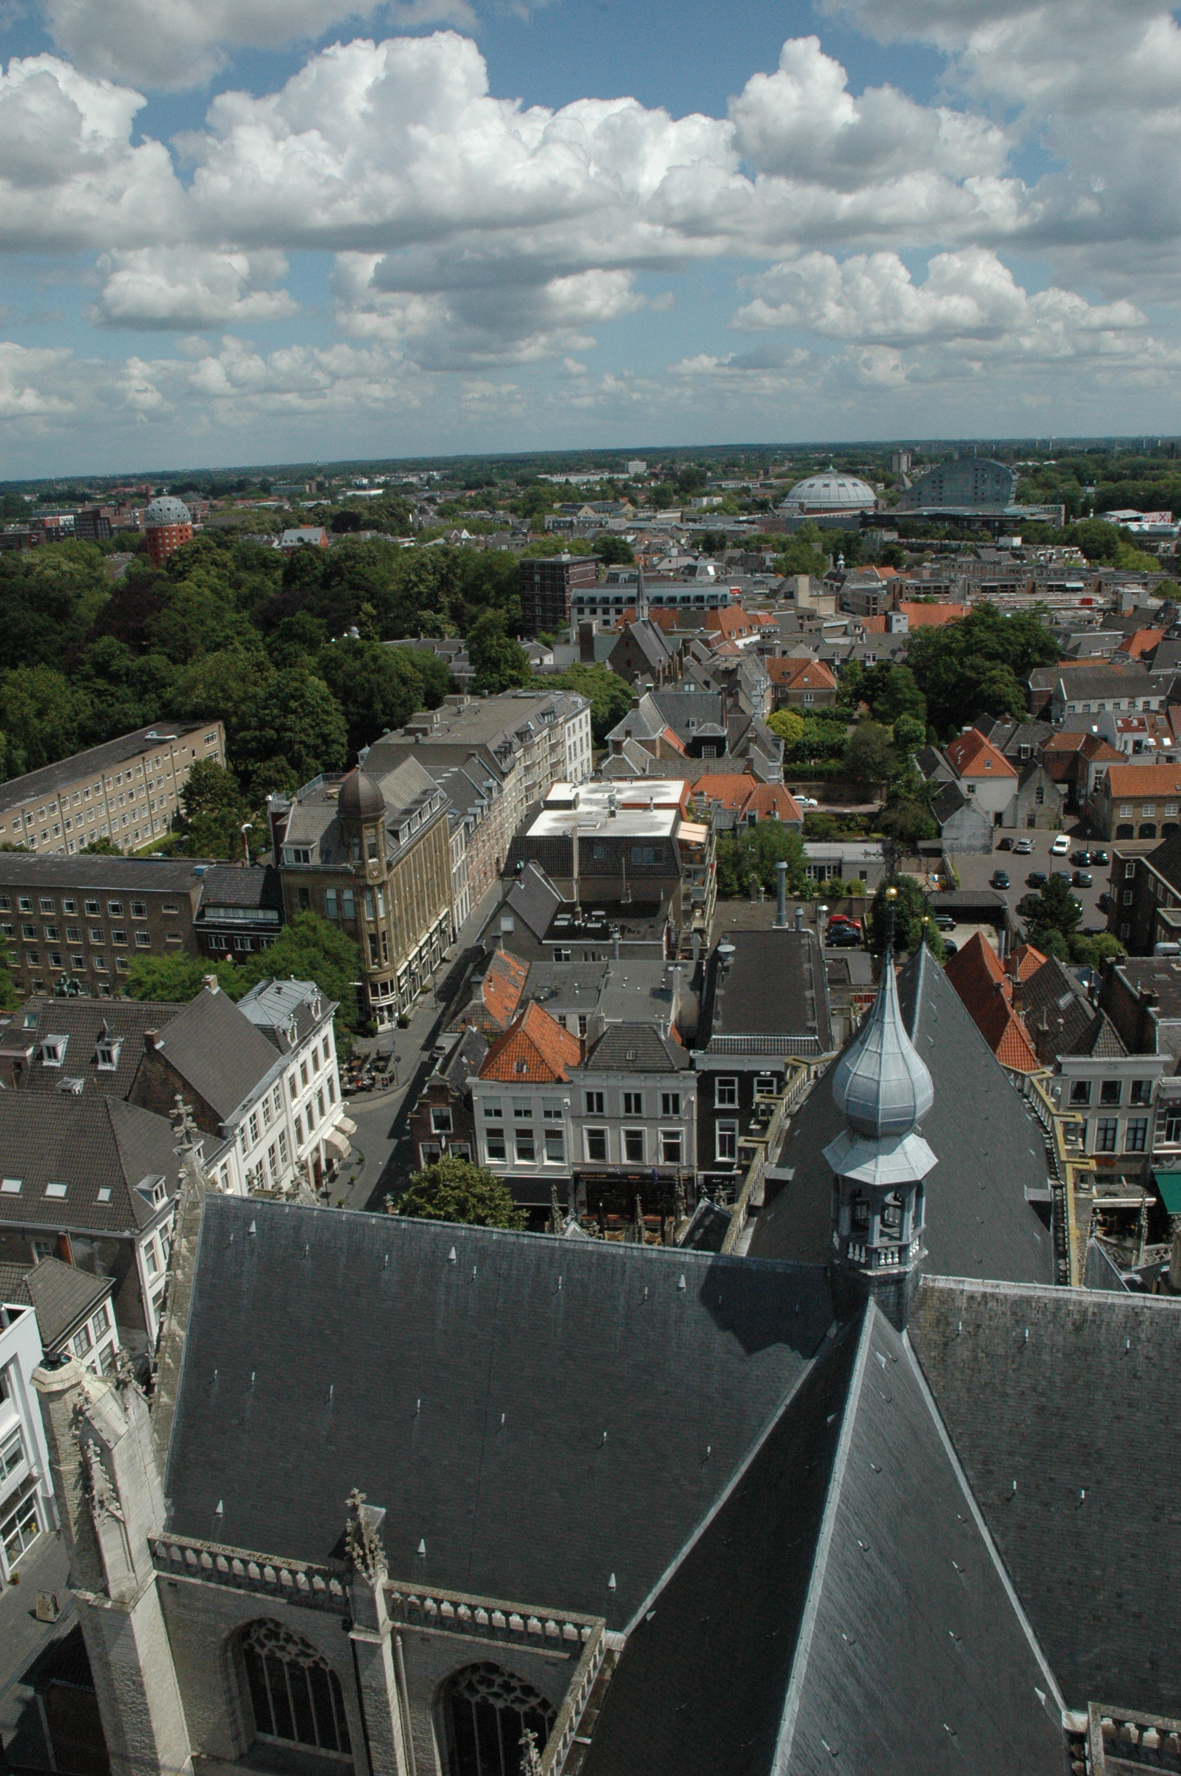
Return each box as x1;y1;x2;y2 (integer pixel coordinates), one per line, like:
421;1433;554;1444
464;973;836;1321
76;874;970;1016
0;855;210;998
518;553;598;636
0;719;226;857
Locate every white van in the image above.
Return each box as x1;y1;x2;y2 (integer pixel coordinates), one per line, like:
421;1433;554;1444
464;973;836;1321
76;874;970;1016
1050;834;1070;856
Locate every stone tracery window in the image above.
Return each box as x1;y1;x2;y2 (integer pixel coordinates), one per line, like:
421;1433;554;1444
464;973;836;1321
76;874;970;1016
240;1618;351;1760
442;1662;555;1776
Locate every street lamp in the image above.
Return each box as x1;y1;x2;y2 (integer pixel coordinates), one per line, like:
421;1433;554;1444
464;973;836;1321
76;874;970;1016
240;821;253;864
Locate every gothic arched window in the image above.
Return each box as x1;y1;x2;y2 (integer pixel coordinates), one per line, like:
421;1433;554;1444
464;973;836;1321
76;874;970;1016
240;1619;351;1759
441;1662;555;1776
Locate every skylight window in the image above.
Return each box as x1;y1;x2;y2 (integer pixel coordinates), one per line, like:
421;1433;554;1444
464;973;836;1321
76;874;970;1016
45;1181;67;1198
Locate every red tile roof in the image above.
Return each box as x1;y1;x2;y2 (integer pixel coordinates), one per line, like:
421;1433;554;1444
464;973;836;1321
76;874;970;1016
1102;763;1181;799
943;932;1040;1073
479;1001;582;1083
689;774;803;822
1006;943;1048;984
480;951;529;1032
767;657;838;691
864;602;970;633
1118;628;1165;659
944;728;1018;781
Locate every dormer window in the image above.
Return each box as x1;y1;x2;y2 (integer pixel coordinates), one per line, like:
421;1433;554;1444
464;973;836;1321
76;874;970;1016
40;1036;68;1067
136;1174;168;1208
96;1038;122;1070
284;847;312;865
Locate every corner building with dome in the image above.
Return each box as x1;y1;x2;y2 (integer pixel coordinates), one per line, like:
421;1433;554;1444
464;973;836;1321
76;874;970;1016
144;495;194;566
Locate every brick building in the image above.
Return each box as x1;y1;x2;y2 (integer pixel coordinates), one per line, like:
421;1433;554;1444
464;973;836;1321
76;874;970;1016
144;495;193;566
0;717;226;856
0;855;212;998
518;554;598;636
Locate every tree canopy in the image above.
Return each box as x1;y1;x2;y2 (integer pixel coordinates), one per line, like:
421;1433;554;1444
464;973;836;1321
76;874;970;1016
904;605;1060;739
395;1155;525;1229
715;823;809;898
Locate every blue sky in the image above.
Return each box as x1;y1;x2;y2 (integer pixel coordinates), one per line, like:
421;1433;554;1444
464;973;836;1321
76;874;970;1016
2;0;1181;476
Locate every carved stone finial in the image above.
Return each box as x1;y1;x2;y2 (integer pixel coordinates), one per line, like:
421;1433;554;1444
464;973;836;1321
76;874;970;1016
171;1093;199;1146
345;1488;386;1583
83;1441;125;1525
549;1184;563;1237
519;1727;544;1776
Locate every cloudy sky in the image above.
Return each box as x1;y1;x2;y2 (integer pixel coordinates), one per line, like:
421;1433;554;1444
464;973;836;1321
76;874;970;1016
2;0;1181;475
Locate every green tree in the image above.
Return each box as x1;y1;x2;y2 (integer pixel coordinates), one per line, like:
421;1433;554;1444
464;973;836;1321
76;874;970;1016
125;954;243;1001
845;722;896;791
1066;932;1126;968
875;798;937;846
235;910;363;1041
467;612;533;693
593;536;635;566
178;758;252;859
549;663;633;744
766;709;805;746
891;713;927;752
0;666;93;775
233;668;349;793
869;878;944;959
905;605;1059;739
0;962;17;1011
317;639;445;758
394;1155;525;1229
774;520;828;579
1022;875;1084;949
860;663;926;727
714;823;808;898
79;837;122;855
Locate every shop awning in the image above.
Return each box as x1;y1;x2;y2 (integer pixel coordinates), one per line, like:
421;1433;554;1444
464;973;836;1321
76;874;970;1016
336;1115;357;1136
324;1129;351;1162
1154;1170;1181;1214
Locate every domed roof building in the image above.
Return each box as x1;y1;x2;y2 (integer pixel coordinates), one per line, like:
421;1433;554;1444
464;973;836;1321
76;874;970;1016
778;470;877;515
145;495;192;527
337;769;386;822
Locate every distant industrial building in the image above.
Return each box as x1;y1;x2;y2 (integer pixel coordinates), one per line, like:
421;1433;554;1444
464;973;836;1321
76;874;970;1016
896;458;1017;511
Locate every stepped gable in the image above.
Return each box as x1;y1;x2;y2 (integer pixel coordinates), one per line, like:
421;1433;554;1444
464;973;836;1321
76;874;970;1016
584;1304;1063;1776
164;1196;835;1630
751;945;1053;1285
910;1276;1181;1717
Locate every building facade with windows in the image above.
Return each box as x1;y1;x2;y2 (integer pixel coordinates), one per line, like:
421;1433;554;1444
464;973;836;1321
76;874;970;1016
0;719;225;857
0;855;210;999
274;759;454;1028
568;1023;696;1222
407;1028;486;1172
470;1002;582;1219
192;864;284;962
1090;762;1181;842
0;1289;54;1593
359;691;594;916
518;554;599;636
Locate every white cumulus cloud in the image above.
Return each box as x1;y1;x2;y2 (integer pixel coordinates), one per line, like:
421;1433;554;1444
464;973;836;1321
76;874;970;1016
88;247;299;329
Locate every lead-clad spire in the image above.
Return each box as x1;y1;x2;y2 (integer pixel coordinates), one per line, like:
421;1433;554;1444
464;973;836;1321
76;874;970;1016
830;950;933;1141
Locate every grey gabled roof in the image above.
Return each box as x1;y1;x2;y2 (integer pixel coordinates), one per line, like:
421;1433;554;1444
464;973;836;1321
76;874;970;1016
133;984;281;1121
584;1304;1063;1776
581;1023;690;1073
1022;956;1126;1064
505;862;565;941
195;864;283;915
0;997;184;1099
165;1196;835;1630
0;1255;113;1348
752;946;1054;1285
0;1093;179;1233
911;1275;1181;1716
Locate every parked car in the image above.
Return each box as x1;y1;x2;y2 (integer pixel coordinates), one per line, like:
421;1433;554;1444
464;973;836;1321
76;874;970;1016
941;939;959;956
1027;871;1048;888
1072;870;1093;887
1092;850;1109;866
826;925;862;947
1053;870;1072;884
1071;850;1092;866
1051;834;1071;856
997;836;1014;851
1098;891;1115;913
827;913;862;932
990;870;1011;890
932;912;955;931
791;793;819;808
1014;839;1034;855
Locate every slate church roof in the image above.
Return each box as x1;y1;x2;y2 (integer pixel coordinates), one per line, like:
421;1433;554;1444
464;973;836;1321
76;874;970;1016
751;945;1054;1284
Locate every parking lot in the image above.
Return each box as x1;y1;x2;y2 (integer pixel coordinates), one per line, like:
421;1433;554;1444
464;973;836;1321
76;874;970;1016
948;823;1114;944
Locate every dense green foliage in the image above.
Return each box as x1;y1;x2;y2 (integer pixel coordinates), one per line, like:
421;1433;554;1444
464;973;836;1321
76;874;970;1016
125;955;244;1001
715;823;808;898
395;1155;526;1228
1021;875;1084;957
904;606;1060;739
548;662;634;743
868;878;945;960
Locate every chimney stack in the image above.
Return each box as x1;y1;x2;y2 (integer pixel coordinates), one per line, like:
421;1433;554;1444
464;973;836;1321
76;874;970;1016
775;860;788;928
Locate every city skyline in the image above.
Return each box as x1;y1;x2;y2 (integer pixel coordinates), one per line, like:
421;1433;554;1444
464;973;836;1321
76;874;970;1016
3;0;1181;474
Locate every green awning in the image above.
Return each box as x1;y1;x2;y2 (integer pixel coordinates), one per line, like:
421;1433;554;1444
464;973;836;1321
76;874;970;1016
1154;1171;1181;1214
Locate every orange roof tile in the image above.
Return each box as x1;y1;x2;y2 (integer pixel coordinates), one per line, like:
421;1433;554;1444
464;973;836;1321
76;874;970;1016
480;951;529;1031
900;602;970;626
944;932;1040;1073
689;773;803;822
1117;628;1165;659
479;1001;582;1083
1006;943;1048;984
767;657;838;690
944;728;1018;781
1102;762;1181;798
